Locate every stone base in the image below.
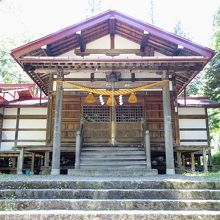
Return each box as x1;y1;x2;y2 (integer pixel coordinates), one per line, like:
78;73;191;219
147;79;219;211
68;168;158;176
51;168;60;175
40;166;51;175
166;168;175;175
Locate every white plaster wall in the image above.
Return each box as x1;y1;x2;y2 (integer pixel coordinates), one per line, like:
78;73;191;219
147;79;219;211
3;119;16;128
114;35;139;49
19;119;47;129
180;141;208;146
1;131;15;140
179;119;206;129
178;107;205;115
180;131;207;140
87;35;110;49
18;131;46;140
4;108;17;115
0;142;15;151
18;142;46;146
20;108;47;115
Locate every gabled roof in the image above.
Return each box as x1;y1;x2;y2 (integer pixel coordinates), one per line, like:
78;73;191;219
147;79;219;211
11;10;215;95
11;10;214;58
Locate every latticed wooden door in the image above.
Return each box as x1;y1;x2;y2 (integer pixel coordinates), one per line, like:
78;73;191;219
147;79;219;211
82;105;143;144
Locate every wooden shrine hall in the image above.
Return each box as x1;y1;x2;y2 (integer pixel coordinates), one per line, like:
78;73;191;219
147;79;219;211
8;10;217;175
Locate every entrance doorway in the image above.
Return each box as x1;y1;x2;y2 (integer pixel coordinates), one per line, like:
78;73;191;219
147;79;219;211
82;105;143;144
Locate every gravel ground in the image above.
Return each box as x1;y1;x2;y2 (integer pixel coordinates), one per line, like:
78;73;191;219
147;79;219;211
0;174;219;182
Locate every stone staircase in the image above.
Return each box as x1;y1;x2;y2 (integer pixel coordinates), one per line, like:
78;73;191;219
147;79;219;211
0;177;220;219
80;144;147;169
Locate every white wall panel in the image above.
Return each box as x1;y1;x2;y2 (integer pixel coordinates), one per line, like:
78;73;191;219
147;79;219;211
180;141;208;146
18;142;46;146
0;142;14;151
179;119;206;129
20;108;47;115
178;107;205;115
4;108;17;115
19;119;47;129
87;35;110;49
1;131;15;140
115;35;139;49
18;131;46;140
180;131;207;140
3;119;16;128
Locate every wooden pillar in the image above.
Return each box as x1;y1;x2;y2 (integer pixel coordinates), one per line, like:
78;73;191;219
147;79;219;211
14;108;20;147
182;154;186;169
44;151;50;167
46;74;54;144
162;74;175;175
17;147;24;174
191;152;195;172
177;151;182;168
31;153;35;174
203;147;208;172
145;130;151;169
51;69;63;175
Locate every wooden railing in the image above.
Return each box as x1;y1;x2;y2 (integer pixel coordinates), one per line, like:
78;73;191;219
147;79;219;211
75;118;84;169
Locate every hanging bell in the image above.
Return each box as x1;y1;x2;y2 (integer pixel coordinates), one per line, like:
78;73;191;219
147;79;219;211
85;93;96;104
128;93;137;104
107;96;117;106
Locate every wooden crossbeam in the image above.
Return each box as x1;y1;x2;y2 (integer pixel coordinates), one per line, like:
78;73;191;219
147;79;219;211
74;48;141;56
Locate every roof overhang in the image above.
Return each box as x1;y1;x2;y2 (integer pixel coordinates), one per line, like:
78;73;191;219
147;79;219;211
177;97;220;108
20;56;208;95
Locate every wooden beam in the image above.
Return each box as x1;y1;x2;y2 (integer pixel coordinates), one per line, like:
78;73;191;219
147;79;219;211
109;18;116;36
75;48;140;56
191;152;195;172
76;32;86;52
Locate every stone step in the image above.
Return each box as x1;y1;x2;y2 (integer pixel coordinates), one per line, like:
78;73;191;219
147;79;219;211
81;151;145;156
68;168;157;176
1;189;220;200
0;199;220;211
79;165;148;170
1;180;220;190
82;147;144;151
80;156;146;161
1;210;220;220
79;161;147;166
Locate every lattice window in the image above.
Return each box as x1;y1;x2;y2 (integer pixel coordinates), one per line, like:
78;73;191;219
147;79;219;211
116;106;143;122
82;106;110;122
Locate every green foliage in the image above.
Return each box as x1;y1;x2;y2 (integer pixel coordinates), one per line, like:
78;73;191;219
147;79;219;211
212;151;220;165
185;74;205;96
204;53;220;102
213;6;220;50
0;39;31;83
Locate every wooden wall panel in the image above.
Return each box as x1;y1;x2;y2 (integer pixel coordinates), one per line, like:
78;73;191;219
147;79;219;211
51;92;81;144
144;91;175;142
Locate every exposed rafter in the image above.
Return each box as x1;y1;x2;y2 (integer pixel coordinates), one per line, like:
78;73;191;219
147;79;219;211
140;32;149;52
76;31;86;52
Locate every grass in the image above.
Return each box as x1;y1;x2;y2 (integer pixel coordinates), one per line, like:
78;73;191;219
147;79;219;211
184;171;220;177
